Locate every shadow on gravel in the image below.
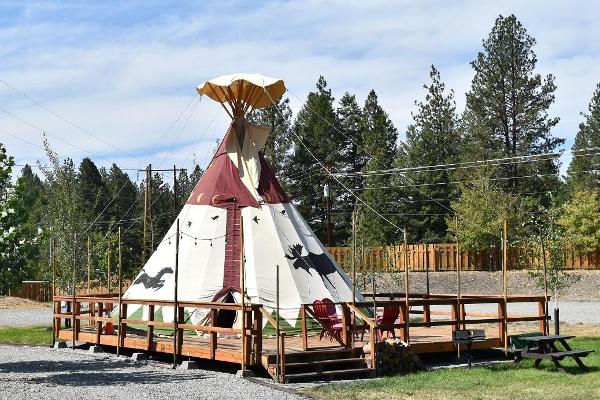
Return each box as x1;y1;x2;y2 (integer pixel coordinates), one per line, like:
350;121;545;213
0;359;209;386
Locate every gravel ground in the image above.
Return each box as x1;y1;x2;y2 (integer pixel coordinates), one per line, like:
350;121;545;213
0;308;53;327
361;270;600;300
0;345;305;400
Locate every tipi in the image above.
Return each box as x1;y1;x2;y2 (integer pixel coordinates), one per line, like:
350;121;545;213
122;74;358;327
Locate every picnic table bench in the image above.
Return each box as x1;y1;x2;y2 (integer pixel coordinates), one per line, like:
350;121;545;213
514;335;594;372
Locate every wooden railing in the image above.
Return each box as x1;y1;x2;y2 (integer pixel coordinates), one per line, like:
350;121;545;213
53;295;263;366
260;306;286;383
327;244;600;272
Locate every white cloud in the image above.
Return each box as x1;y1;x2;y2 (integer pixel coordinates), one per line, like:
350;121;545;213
0;0;599;178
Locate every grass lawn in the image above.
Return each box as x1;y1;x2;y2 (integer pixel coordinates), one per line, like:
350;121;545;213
305;335;600;400
0;325;53;346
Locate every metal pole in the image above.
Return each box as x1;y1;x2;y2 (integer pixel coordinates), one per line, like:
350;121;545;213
117;227;123;356
275;264;280;382
107;238;112;294
403;227;410;344
87;236;91;294
351;211;356;348
455;217;461;359
239;213;246;376
540;238;549;335
50;235;55;347
71;234;77;350
173;219;180;368
503;220;508;351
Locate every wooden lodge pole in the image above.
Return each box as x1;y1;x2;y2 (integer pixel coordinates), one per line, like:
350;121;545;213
71;234;77;350
455;216;462;329
117;227;123;356
239;214;246;376
403;227;410;344
173;219;180;368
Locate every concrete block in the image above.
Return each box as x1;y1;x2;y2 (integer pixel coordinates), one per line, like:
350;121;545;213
88;345;103;354
131;352;147;362
179;360;199;370
235;369;255;377
53;342;67;349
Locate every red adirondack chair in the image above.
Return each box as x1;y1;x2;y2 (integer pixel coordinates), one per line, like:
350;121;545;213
313;298;343;341
377;304;400;340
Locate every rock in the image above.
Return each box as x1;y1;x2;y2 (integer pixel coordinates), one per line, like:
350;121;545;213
88;345;103;354
53;342;67;349
131;352;147;362
179;360;199;370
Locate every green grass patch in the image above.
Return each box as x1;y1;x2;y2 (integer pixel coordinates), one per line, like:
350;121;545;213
0;325;53;345
305;336;600;400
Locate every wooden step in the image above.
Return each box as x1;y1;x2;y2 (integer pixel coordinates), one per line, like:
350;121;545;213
263;347;360;364
283;367;375;382
284;357;367;368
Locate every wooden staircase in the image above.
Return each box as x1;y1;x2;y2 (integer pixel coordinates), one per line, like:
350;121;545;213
262;347;374;383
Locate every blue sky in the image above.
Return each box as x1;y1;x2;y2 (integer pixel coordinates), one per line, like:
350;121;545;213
1;0;599;180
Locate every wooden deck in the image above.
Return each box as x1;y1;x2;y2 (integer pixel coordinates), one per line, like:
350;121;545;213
53;293;548;381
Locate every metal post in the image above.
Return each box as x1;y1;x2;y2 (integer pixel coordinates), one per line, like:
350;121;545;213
540;239;549;335
502;220;508;351
117;227;123;356
71;234;77;350
107;238;112;294
351;211;356;347
275;264;280;382
50;235;55;347
455;217;462;359
403;227;410;344
173;219;180;368
87;236;91;294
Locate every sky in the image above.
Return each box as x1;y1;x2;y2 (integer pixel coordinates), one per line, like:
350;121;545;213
1;0;599;182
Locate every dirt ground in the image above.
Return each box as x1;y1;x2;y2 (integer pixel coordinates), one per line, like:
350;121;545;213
0;297;51;310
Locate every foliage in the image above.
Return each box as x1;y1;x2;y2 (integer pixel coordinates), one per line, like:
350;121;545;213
523;203;580;308
567;82;600;190
0;143;42;295
448;169;518;251
357;90;399;245
397;65;460;242
559;189;600;255
464;14;563;200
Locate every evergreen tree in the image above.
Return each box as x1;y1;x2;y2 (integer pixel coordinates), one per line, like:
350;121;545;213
335;93;366;244
77;157;107;220
567;82;600;190
286;76;341;243
357;90;398;245
464;14;562;199
18;164;45;226
397;65;459;242
248;98;292;177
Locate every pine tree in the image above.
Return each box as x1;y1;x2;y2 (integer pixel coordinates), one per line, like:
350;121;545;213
248;98;292;177
567;82;600;190
465;14;563;198
77;157;107;220
397;65;459;242
335;93;366;244
286;76;341;243
358;90;398;245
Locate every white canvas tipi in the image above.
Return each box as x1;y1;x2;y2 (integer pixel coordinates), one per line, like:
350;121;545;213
122;74;359;327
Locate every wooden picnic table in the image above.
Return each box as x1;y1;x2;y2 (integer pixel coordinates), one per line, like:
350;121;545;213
515;335;594;372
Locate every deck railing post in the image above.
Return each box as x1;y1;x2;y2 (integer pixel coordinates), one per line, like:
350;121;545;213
538;300;546;334
147;304;154;350
370;326;378;375
341;302;350;348
498;301;507;348
253;305;262;364
300;304;308;351
279;333;286;383
96;302;103;344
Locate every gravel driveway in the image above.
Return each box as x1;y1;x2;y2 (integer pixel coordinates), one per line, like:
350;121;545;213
0;345;304;400
0;308;53;327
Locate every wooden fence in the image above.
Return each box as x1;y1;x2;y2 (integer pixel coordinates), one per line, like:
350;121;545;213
326;243;600;272
15;281;51;302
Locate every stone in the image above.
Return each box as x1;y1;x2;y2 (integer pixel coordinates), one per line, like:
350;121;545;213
179;360;199;370
131;352;147;362
88;345;103;354
235;369;255;377
53;342;67;349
